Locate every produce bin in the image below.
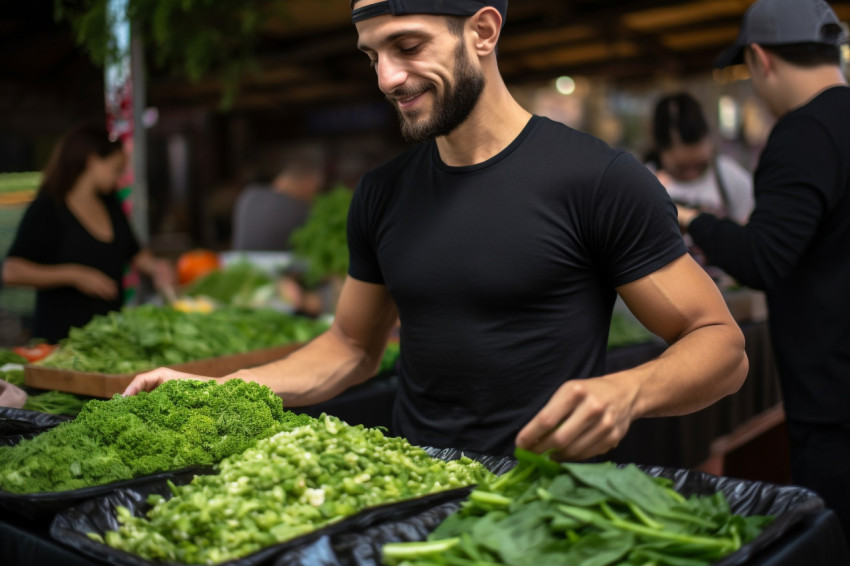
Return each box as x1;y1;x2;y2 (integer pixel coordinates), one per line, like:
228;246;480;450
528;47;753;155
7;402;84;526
42;450;850;566
23;342;302;398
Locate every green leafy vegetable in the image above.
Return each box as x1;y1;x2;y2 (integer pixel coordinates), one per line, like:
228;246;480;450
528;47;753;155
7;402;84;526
382;448;775;566
0;348;28;366
184;261;274;307
290;185;353;287
0;379;307;493
22;390;91;416
608;312;655;350
0;368;24;387
94;414;492;563
37;304;329;374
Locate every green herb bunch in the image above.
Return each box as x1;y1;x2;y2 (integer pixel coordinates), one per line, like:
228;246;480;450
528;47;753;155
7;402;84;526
0;379;308;494
38;304;329;374
383;449;775;566
290;185;354;287
95;414;492;563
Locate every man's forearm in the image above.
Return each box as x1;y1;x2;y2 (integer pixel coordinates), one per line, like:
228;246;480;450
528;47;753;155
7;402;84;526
613;321;748;420
225;325;384;407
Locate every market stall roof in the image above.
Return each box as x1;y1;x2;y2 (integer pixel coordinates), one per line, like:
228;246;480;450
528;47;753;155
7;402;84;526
3;0;850;112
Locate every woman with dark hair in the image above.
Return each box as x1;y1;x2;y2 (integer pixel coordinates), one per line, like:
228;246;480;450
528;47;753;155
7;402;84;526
646;92;754;224
2;123;174;342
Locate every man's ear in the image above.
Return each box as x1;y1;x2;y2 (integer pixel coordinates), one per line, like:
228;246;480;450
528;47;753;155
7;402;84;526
470;6;502;56
747;44;772;76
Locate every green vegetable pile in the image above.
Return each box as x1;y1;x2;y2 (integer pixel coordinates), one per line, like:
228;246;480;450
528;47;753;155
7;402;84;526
383;449;774;566
95;414;492;564
38;304;329;374
290;185;353;287
184;261;274;307
0;379;309;493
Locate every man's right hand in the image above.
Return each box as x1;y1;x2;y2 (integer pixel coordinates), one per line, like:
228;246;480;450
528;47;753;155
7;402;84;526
123;368;217;396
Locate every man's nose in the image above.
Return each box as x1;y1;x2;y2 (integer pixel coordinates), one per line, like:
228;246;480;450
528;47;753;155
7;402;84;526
376;56;407;95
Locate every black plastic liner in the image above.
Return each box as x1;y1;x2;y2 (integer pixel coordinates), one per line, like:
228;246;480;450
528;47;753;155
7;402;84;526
269;455;826;566
49;449;824;566
51;481;476;566
0;465;209;523
0;407;212;522
0;406;70;447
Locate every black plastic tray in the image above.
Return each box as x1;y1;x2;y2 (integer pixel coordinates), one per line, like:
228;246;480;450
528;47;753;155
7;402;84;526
0;406;70;447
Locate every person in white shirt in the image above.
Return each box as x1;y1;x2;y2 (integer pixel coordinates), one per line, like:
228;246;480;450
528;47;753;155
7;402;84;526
646;92;754;224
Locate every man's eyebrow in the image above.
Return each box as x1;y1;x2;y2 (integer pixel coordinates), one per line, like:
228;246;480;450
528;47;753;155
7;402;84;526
357;28;429;52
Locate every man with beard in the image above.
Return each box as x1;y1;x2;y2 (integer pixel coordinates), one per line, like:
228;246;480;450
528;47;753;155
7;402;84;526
125;0;748;460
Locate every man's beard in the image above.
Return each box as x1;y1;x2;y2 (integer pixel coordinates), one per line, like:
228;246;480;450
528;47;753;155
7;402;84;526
390;40;486;143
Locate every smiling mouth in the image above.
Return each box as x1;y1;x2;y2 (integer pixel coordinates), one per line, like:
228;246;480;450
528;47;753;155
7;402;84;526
392;88;430;110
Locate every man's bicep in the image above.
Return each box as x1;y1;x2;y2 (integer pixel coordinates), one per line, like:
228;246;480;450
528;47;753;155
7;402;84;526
332;276;398;355
616;255;732;344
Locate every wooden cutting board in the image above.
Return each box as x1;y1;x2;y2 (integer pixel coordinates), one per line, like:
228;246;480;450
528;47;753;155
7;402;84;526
24;342;302;398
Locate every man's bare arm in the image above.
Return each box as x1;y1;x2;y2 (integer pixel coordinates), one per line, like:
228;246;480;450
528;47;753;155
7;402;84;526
516;254;747;460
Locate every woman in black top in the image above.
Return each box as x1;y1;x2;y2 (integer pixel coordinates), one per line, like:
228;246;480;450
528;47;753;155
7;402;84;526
2;124;174;342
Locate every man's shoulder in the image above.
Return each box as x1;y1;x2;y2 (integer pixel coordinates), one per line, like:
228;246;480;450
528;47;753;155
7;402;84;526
529;115;620;156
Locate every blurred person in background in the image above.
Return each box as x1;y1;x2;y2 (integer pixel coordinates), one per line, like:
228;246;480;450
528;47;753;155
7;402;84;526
678;0;850;538
2;123;174;343
231;158;326;252
646;92;754;225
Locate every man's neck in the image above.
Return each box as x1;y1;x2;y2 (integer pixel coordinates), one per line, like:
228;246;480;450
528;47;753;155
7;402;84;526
779;65;848;116
435;79;532;167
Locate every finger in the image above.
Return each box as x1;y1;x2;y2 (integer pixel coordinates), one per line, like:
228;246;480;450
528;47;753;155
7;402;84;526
515;381;588;450
550;413;618;461
525;400;604;459
122;368;171;396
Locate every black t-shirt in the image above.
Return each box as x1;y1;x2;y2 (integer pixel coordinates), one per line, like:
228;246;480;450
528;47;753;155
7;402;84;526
689;86;850;424
348;115;687;455
6;191;141;342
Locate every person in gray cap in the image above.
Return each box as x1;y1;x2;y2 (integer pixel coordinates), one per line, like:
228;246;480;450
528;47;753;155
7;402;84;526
678;0;850;538
126;0;747;462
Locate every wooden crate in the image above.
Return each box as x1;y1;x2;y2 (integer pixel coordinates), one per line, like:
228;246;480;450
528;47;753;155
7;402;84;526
24;342;302;398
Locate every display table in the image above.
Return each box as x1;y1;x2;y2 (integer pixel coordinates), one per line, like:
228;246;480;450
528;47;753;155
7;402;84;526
1;310;809;566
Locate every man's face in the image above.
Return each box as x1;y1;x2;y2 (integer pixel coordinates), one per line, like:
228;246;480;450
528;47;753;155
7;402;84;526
744;47;780;118
355;8;486;142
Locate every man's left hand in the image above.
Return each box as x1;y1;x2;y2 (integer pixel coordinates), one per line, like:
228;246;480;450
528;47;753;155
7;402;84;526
515;376;636;461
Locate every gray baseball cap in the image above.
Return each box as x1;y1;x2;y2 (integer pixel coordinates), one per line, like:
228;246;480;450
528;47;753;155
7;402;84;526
715;0;848;68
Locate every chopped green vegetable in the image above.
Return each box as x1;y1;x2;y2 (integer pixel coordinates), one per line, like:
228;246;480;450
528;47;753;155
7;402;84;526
0;379;307;493
37;304;329;374
95;414;492;563
382;448;774;566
